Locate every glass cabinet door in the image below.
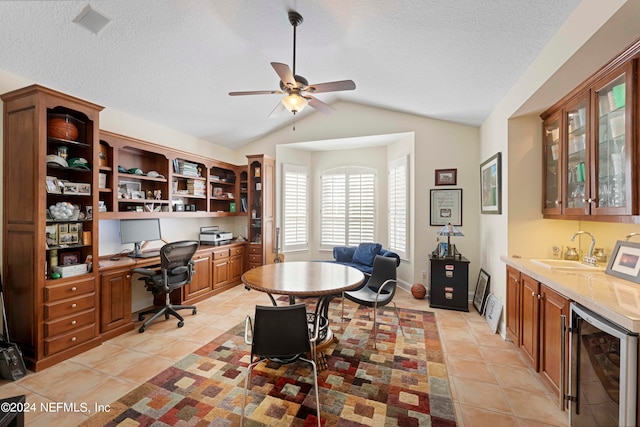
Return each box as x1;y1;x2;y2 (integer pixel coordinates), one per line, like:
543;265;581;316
543;113;562;214
592;65;633;215
564;94;588;215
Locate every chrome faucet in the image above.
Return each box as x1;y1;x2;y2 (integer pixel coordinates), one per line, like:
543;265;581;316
570;230;597;266
625;232;640;241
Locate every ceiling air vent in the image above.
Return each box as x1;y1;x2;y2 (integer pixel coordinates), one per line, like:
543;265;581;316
73;4;111;34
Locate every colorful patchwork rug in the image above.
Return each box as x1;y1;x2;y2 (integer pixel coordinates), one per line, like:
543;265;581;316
83;303;457;426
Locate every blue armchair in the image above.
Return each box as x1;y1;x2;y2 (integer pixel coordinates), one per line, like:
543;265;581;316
331;243;400;276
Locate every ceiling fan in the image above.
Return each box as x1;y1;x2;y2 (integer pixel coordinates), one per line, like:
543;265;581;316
229;11;356;118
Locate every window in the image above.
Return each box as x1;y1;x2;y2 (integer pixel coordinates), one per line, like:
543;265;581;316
388;156;408;260
282;164;308;251
321;167;375;249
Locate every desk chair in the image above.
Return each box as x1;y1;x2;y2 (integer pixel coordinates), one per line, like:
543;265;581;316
132;240;199;333
343;255;405;348
241;303;321;427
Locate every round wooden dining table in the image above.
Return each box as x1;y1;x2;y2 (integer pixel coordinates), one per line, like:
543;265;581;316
241;261;365;354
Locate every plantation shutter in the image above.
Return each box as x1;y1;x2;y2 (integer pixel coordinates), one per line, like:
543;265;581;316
320;167;375;249
320;173;346;247
388;155;408;260
282;164;308;251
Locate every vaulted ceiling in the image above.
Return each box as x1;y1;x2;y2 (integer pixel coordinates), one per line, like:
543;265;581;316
0;0;580;149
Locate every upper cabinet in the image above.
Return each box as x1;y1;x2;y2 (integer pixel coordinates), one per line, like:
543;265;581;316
98;131;244;218
541;42;638;221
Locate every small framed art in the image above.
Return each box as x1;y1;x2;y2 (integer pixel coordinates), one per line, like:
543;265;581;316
484;293;502;333
46;176;61;194
435;169;457;186
473;269;491;314
606;240;640;283
60;251;80;265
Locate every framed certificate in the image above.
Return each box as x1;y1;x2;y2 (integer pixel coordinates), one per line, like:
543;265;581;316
430;188;462;226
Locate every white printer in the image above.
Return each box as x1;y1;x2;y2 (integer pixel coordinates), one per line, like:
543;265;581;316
200;226;233;245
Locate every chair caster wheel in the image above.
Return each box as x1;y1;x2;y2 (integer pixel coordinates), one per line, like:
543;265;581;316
192;309;197;315
165;313;170;320
177;321;184;328
138;314;145;321
139;326;146;333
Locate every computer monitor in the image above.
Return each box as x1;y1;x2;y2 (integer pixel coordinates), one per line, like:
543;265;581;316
119;218;162;258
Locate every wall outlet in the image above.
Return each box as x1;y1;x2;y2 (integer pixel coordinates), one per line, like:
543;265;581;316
421;270;427;278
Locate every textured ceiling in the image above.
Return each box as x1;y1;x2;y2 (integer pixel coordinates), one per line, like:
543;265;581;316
0;0;580;149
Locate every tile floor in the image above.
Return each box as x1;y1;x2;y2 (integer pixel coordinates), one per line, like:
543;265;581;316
0;286;569;426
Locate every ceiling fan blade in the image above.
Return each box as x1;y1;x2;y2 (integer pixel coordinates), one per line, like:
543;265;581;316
306;95;336;114
229;90;283;96
306;80;356;93
269;102;286;118
271;62;296;87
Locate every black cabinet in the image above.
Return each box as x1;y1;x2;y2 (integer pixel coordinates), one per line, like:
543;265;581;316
429;256;469;311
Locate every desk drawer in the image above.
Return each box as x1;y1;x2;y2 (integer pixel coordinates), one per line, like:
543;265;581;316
231;246;245;256
44;278;95;302
248;254;263;264
44;323;96;356
44;309;95;337
248;245;262;255
44;293;96;320
212;248;229;260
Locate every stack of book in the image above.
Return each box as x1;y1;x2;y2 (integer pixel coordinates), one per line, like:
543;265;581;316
176;160;199;177
187;179;206;196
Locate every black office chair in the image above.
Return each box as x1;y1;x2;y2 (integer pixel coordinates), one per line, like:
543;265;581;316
132;240;199;333
241;303;321;427
343;255;405;348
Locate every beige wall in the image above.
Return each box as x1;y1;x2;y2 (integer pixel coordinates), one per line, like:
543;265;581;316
238;102;480;292
480;0;640;336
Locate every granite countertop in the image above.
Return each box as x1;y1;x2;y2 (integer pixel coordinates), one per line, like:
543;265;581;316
501;255;640;333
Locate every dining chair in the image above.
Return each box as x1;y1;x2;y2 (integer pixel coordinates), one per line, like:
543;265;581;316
343;255;405;348
241;303;321;427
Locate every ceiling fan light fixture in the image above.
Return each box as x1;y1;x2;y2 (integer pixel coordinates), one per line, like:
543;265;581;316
281;93;308;113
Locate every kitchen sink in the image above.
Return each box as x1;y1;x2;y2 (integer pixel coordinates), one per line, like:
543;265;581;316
531;259;605;271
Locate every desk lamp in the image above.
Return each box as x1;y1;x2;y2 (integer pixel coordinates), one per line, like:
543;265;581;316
437;223;464;258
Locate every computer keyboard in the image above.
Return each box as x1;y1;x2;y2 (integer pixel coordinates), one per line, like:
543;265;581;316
128;251;160;259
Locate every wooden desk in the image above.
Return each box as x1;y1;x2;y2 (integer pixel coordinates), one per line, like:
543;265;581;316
242;262;365;354
97;242;246;339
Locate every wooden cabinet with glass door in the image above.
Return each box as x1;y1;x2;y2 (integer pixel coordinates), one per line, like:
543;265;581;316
542;112;562;215
563;92;590;215
590;63;635;215
541;41;638;220
247;155;275;268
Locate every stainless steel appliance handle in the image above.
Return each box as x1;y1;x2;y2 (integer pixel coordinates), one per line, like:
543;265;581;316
560;314;566;411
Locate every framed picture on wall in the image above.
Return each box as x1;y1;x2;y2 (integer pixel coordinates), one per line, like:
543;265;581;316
435;169;457;186
430;188;462;226
480;152;502;214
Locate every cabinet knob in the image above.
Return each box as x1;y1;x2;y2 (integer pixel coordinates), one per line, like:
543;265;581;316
537;294;541;300
71;337;77;342
126;275;131;279
71;320;77;325
531;291;535;297
71;287;77;292
71;303;77;308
